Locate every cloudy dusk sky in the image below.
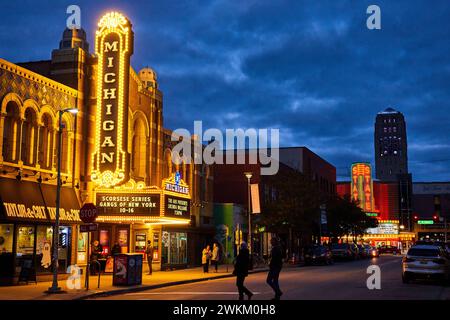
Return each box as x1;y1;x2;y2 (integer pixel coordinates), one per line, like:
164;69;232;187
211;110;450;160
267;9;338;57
1;0;449;181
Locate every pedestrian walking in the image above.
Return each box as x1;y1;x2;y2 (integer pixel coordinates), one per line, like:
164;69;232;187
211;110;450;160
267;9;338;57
202;245;211;273
233;242;253;300
211;243;220;272
145;240;154;275
267;237;283;300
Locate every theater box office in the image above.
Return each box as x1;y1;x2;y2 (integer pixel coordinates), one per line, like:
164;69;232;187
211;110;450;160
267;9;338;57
0;178;81;285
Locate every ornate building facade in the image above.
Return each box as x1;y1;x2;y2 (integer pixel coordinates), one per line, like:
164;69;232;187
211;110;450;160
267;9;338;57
0;12;213;284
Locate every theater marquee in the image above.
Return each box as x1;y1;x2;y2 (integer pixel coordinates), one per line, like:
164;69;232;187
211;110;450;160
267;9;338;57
91;12;134;188
96;192;161;216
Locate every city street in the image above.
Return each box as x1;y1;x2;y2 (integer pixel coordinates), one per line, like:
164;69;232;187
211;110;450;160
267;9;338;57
93;256;449;300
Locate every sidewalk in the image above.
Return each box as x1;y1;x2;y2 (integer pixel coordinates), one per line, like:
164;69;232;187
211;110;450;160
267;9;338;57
0;264;270;300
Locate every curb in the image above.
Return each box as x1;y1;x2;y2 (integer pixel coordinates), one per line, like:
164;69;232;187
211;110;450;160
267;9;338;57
76;268;270;300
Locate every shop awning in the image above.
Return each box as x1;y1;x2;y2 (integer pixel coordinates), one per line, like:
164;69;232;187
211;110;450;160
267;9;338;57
0;177;81;224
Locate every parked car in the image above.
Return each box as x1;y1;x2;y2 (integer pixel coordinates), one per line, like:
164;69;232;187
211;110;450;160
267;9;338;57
378;245;400;255
365;245;379;258
402;245;450;284
331;243;356;260
304;245;334;265
357;244;367;259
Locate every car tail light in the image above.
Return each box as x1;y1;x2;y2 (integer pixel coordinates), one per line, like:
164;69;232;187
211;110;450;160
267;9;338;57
403;257;415;263
433;258;446;264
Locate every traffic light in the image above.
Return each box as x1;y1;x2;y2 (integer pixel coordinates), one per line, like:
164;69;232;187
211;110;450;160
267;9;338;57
413;214;419;223
433;214;440;223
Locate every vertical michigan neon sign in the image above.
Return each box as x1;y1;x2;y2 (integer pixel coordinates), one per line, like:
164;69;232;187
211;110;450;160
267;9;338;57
91;12;134;187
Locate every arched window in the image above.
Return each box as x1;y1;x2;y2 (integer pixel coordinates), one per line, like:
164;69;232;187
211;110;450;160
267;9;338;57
38;114;54;170
131;118;147;179
2;101;20;162
21;108;38;166
61;119;70;174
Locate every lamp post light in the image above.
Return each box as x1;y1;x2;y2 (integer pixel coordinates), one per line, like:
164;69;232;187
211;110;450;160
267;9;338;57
47;107;78;294
244;172;252;254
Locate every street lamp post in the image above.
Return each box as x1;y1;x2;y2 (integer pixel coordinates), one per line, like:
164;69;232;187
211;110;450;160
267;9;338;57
47;107;78;294
244;172;252;254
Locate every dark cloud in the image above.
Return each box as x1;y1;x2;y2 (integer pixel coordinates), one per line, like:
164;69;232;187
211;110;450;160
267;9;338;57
0;0;449;181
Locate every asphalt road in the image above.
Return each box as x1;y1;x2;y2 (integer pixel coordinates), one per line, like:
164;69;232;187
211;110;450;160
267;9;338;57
95;256;449;300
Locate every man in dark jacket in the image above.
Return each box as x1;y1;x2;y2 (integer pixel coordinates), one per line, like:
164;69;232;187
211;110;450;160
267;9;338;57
267;237;283;300
233;242;253;300
145;240;154;275
111;242;121;256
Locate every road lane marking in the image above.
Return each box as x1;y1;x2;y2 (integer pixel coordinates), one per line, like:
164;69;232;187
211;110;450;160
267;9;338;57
126;292;262;295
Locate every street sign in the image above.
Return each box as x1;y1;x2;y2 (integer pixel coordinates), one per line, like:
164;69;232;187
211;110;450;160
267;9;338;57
365;212;379;217
418;220;434;225
80;203;98;223
80;224;98;232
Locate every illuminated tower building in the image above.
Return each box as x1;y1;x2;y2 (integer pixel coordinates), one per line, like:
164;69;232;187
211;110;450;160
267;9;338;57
374;107;412;230
374;107;408;181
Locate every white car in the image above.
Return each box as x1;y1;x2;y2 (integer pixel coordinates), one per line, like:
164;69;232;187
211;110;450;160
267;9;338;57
402;245;450;284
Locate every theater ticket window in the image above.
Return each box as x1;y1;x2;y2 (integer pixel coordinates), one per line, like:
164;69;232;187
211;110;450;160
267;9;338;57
0;224;14;254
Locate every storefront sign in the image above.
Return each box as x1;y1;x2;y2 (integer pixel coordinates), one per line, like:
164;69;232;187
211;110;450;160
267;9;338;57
91;12;134;188
164;196;190;219
0;177;81;223
96;193;160;216
2;203;80;222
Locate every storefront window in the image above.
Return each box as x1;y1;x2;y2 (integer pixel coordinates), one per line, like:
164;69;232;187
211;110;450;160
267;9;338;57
58;227;70;271
99;229;110;255
116;228;128;253
77;228;88;264
0;224;14;254
16;225;35;256
16;225;35;271
135;232;146;253
36;226;53;272
162;231;187;265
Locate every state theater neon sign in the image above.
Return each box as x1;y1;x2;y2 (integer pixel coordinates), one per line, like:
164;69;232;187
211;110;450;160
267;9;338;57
351;163;374;212
91;12;134;188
